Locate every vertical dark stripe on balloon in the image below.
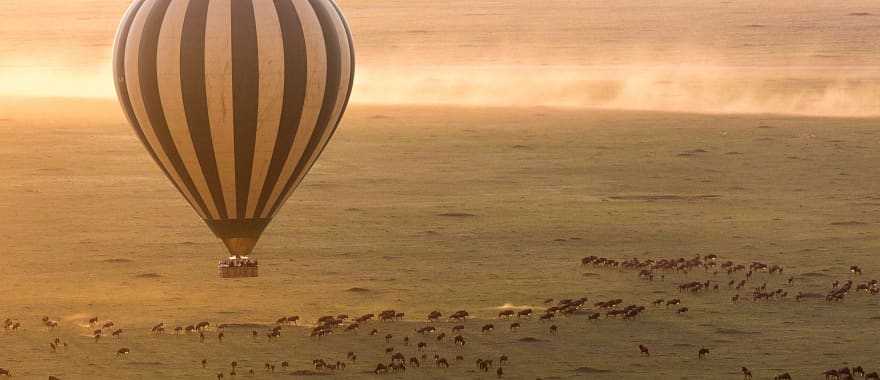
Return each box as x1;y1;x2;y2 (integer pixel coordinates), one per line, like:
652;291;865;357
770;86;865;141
138;0;212;217
252;0;308;217
265;0;343;217
231;0;260;220
180;0;228;219
117;0;188;201
320;0;355;148
300;0;354;174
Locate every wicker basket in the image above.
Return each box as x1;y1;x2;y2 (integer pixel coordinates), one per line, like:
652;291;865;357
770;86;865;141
218;257;259;278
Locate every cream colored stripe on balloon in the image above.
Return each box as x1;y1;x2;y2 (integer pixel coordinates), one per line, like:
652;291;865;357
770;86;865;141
271;0;352;217
259;0;327;219
245;0;285;219
156;0;220;220
126;0;207;219
205;0;237;219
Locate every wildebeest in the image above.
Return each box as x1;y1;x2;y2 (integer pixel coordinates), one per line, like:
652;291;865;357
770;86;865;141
374;364;388;374
379;310;397;322
854;367;865;377
313;359;327;370
454;335;466;346
449;310;469;321
391;352;405;363
477;359;493;371
516;309;533;318
698;348;710;359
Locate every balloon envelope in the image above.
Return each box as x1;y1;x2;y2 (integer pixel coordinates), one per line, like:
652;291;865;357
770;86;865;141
113;0;354;256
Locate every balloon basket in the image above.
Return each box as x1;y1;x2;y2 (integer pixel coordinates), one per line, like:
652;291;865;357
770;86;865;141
218;256;259;278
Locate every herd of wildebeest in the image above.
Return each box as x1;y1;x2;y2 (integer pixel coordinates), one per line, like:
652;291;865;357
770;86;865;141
2;253;879;379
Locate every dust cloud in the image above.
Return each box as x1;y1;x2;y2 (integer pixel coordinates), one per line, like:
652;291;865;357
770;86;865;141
0;53;115;99
3;61;876;118
1;0;877;117
353;63;880;117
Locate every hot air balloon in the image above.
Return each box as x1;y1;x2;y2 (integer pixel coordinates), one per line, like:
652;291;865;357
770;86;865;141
112;0;354;277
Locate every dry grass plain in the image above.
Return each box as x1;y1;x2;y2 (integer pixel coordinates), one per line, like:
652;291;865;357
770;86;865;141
0;98;879;379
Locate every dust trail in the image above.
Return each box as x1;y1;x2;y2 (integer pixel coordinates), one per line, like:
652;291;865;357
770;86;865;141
1;61;877;118
352;64;880;117
0;55;116;99
489;303;542;310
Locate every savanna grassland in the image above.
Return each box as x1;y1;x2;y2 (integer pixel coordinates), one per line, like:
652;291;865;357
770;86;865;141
1;99;879;379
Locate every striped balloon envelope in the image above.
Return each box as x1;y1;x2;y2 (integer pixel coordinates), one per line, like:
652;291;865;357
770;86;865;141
112;0;354;259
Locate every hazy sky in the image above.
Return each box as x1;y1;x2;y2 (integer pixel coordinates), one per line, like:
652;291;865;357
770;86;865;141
1;0;878;115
